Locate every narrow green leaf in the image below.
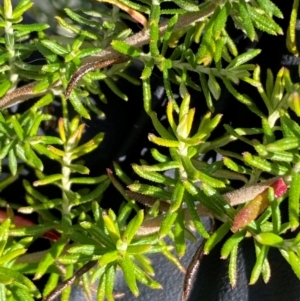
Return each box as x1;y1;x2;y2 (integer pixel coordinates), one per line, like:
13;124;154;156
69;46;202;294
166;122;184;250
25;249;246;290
71;131;104;155
8;149;17;176
34;237;67;279
181;156;225;188
0;219;10;256
202;183;235;218
80;222;115;249
33;174;63;186
123;210;144;243
265;68;274;100
221;230;246;259
141;59;155;80
71;175;108;184
227;49;261;69
161;14;178;55
98;251;119;266
11;286;35;301
137;161;181;172
118;255;139;296
149;4;160;57
179;93;191;121
208;71;221;100
239;0;256;41
134;264;162;289
13;23;49;32
142;77;152;113
128;183;171;199
68;245;98;256
184;190;210;238
134;254;155;276
12;0;33;19
269;187;281;234
35;41;57;63
174;209;185;256
173;0;199;11
0;138;14;160
200;73;214;112
69;91;91;119
23;179;49;203
132;163;175;185
255;232;283;246
64;8;99;27
96;270;106;301
214;37;227;66
243;152;289;175
126;244;152;255
262;117;275;143
104;77;128;101
24;141;43;171
288;171;300;230
105;264;116;301
0;248;26;265
43;273;60;298
247;5;283;35
228;244;238;288
256;0;283;18
0;80;11;98
149;111;176;140
213;4;229;39
158;211;178;238
286;0;299;54
4;0;13;18
111;40;141;58
41;39;69;56
261;256;271;283
61;264;73;301
223;157;249;174
249;245;269;284
75;179;110;204
170;182;185;213
32;144;62;162
150;148;169;163
204;222;231;254
280;113;300;138
28;136;63;145
0;266;38;295
288;250;300;280
103;211;120;243
10;116;24;140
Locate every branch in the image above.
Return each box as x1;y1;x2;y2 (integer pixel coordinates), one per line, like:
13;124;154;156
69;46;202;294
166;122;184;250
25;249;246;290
65;1;219;97
0;1;219;109
42;260;97;301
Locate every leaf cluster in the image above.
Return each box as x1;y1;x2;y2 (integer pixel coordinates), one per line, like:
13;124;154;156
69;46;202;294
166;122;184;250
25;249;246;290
0;0;299;300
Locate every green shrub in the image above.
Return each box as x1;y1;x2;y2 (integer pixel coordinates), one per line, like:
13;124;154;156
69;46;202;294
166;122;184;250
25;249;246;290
0;0;300;300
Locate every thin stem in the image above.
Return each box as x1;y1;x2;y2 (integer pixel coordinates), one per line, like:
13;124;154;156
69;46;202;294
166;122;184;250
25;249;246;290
42;261;97;301
4;12;17;86
65;1;219;95
61;126;73;215
61;154;72;215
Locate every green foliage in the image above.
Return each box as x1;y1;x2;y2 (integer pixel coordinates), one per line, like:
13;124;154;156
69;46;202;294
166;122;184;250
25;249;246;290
0;0;300;300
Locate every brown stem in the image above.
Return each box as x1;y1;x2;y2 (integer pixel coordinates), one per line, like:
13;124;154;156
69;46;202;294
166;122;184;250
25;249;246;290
65;2;218;97
181;220;216;301
0;2;218;108
65;56;130;99
42;260;97;301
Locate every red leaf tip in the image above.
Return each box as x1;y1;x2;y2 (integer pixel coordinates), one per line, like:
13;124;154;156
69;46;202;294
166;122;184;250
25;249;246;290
271;178;287;198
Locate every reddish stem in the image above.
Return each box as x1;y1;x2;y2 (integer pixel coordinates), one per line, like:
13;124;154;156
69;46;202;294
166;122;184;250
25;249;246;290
0;210;60;241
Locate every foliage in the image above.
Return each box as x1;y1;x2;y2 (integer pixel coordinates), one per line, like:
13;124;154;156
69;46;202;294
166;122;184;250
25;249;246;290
0;0;299;300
